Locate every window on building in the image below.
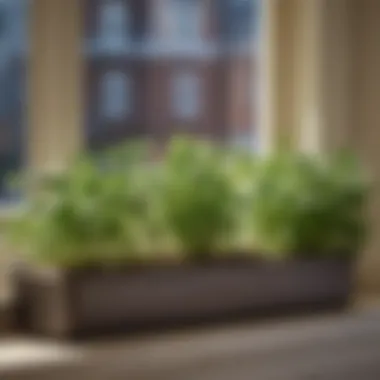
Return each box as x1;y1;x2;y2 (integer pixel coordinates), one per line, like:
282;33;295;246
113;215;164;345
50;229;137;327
98;0;130;49
171;71;201;120
169;0;203;42
84;0;259;150
100;71;132;121
219;0;255;43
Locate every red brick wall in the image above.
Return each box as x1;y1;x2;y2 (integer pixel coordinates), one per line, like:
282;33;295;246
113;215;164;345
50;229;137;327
225;56;255;138
144;60;229;140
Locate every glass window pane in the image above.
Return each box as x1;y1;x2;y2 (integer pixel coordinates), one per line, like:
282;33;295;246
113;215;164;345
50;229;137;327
98;0;130;49
100;71;132;121
171;0;203;41
171;71;201;120
220;0;256;43
0;0;28;201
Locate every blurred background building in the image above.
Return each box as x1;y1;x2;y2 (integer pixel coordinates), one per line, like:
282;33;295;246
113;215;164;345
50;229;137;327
0;0;259;194
84;0;258;149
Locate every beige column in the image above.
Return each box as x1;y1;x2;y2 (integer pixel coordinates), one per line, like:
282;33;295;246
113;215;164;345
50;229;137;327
349;0;380;294
257;0;301;154
257;0;353;154
28;0;84;173
319;0;354;151
294;0;325;154
0;0;84;304
295;0;353;154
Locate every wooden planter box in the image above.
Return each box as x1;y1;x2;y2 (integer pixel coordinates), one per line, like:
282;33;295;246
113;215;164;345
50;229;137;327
14;258;354;339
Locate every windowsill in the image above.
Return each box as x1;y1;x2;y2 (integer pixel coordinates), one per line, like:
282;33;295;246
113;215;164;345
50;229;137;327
84;40;220;59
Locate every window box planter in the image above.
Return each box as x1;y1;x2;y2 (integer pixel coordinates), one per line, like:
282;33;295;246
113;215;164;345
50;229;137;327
14;257;354;339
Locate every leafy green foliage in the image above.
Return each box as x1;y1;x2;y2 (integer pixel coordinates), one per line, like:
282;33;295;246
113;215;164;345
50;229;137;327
224;147;258;252
8;143;152;267
250;150;369;258
7;138;369;267
159;138;235;259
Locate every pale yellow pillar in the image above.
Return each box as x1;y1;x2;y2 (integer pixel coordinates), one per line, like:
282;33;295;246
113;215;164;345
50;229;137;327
258;0;353;154
28;0;84;172
295;0;354;154
349;0;380;294
257;0;301;153
319;0;354;151
294;0;325;154
0;0;85;304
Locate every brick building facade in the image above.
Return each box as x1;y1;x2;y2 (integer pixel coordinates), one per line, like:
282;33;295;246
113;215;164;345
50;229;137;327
84;0;257;150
